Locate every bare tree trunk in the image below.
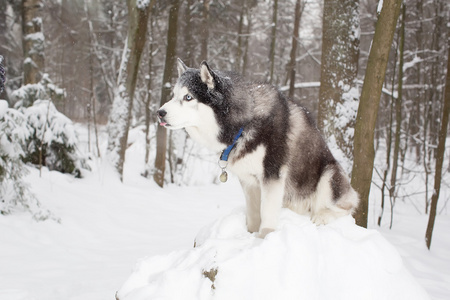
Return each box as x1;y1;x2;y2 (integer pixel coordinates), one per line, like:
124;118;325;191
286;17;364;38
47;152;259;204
200;0;209;61
378;91;395;226
0;1;7;54
268;0;278;84
84;0;101;158
22;0;44;85
0;2;7;100
388;3;406;229
144;14;155;172
411;0;424;164
153;0;180;188
88;37;93;155
183;0;195;67
235;0;246;73
0;56;4;95
107;0;154;181
428;1;444;162
423;95;431;214
242;10;251;77
351;0;402;228
85;1;114;115
379;30;400;227
286;0;304;100
425;30;450;250
318;0;360;162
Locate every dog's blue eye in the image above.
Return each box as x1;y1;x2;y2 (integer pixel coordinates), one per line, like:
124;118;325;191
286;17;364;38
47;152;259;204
184;94;192;101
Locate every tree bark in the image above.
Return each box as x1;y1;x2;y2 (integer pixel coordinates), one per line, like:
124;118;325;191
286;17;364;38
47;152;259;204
153;0;180;188
144;14;155;172
242;9;251;77
200;0;209;61
22;0;44;85
351;0;402;228
0;1;7;100
235;0;246;73
378;90;395;226
388;4;406;227
286;0;304;100
268;0;278;84
318;0;360;162
0;1;7;54
425;34;450;250
107;0;154;181
183;0;195;67
84;0;101;158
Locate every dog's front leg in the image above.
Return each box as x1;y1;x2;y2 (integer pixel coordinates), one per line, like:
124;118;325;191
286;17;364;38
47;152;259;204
240;180;261;233
259;179;285;238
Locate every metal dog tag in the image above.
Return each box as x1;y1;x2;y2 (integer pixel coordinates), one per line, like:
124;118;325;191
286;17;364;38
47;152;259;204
219;170;228;183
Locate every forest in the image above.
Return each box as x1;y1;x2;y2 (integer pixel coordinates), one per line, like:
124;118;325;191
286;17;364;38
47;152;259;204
0;0;449;247
1;0;449;298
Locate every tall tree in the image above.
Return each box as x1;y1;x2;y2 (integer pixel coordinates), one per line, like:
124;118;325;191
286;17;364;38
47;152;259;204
107;0;154;180
318;0;360;163
268;0;278;84
234;0;247;73
153;0;180;188
286;0;304;99
143;12;156;175
83;0;101;158
183;0;195;67
22;0;44;85
0;1;8;97
425;32;450;250
351;0;402;228
200;0;209;61
389;3;406;210
0;55;4;95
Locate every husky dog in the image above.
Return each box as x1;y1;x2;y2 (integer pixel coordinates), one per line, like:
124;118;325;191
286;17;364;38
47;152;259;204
157;59;359;238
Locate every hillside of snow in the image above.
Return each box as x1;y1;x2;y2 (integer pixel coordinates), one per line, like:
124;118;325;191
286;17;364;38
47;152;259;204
117;209;429;300
0;124;449;300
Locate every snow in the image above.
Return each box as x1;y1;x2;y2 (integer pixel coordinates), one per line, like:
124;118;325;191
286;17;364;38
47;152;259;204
377;0;384;14
0;100;7;118
403;55;423;72
32;17;42;26
117;210;429;300
0;101;28;159
25;100;78;146
279;81;320;92
136;0;151;10
0;124;448;300
0;157;238;300
24;32;44;42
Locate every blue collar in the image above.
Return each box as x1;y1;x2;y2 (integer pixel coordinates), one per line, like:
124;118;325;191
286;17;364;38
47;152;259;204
220;127;244;161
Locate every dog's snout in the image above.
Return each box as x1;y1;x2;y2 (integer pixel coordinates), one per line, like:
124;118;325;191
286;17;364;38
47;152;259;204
157;109;167;118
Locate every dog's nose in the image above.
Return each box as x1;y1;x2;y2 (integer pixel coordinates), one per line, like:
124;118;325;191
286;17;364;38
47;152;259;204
157;109;167;118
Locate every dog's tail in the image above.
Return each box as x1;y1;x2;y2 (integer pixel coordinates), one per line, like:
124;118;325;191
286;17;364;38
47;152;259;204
312;166;359;224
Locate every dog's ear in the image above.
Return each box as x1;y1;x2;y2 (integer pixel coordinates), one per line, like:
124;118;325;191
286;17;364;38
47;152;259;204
200;61;215;90
177;58;188;77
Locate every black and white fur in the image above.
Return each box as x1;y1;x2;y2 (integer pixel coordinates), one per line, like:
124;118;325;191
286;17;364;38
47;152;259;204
158;59;359;238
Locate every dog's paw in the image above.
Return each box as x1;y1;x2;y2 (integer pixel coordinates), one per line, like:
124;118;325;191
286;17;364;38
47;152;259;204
247;223;260;234
258;228;275;239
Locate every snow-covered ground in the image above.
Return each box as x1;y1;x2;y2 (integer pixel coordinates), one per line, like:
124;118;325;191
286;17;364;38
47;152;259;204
0;124;449;300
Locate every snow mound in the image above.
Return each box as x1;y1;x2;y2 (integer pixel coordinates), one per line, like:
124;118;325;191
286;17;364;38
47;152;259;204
117;208;430;300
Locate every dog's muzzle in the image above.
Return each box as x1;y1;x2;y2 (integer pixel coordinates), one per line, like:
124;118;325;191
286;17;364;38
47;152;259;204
157;109;168;126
